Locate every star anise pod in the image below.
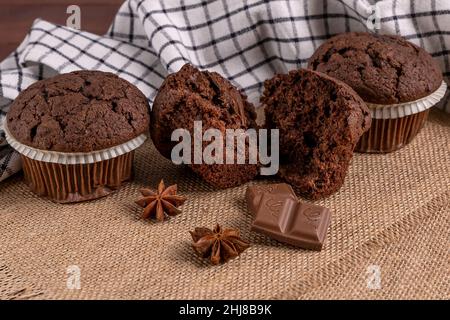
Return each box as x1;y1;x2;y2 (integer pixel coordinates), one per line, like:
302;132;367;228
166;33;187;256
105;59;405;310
135;180;186;221
190;224;250;265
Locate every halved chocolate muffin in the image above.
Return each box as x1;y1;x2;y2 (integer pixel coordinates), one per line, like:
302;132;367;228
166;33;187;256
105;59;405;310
262;68;371;200
151;64;259;189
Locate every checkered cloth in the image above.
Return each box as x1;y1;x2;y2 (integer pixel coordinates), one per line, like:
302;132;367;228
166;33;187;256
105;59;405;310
1;0;449;182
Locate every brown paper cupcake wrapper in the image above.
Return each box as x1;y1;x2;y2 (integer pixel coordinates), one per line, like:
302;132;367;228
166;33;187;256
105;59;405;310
356;109;430;153
21;151;134;203
357;81;447;153
4;123;147;202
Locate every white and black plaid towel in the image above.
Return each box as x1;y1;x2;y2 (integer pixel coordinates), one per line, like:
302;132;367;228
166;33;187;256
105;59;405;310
1;0;449;182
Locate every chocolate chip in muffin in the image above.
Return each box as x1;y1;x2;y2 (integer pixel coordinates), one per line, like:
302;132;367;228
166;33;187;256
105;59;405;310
151;64;259;189
7;70;150;152
262;68;371;200
308;32;443;104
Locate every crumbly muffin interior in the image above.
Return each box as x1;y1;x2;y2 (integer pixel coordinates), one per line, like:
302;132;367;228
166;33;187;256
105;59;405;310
262;69;371;199
151;64;259;189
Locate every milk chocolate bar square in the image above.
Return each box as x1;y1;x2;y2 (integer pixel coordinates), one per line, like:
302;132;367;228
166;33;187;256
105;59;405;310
246;185;331;251
245;183;297;216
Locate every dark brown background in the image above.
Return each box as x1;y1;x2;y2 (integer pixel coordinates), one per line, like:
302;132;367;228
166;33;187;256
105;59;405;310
0;0;124;60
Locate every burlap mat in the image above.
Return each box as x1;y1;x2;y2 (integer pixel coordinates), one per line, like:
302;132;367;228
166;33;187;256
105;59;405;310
0;109;449;300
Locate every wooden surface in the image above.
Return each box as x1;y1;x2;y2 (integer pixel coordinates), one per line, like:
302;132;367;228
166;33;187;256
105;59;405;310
0;0;124;60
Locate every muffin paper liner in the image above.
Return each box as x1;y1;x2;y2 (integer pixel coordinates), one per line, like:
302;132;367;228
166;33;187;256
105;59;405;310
4;123;147;165
20;151;134;203
367;81;447;120
4;123;146;202
356;81;447;153
356;109;430;153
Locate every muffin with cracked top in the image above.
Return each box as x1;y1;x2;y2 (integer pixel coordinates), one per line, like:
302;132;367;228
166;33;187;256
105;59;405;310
5;70;150;203
308;32;445;152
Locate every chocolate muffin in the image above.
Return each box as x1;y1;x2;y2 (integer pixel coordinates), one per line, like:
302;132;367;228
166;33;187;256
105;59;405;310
151;64;259;189
308;32;442;104
308;32;445;153
7;70;149;152
5;70;150;203
262;69;371;200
